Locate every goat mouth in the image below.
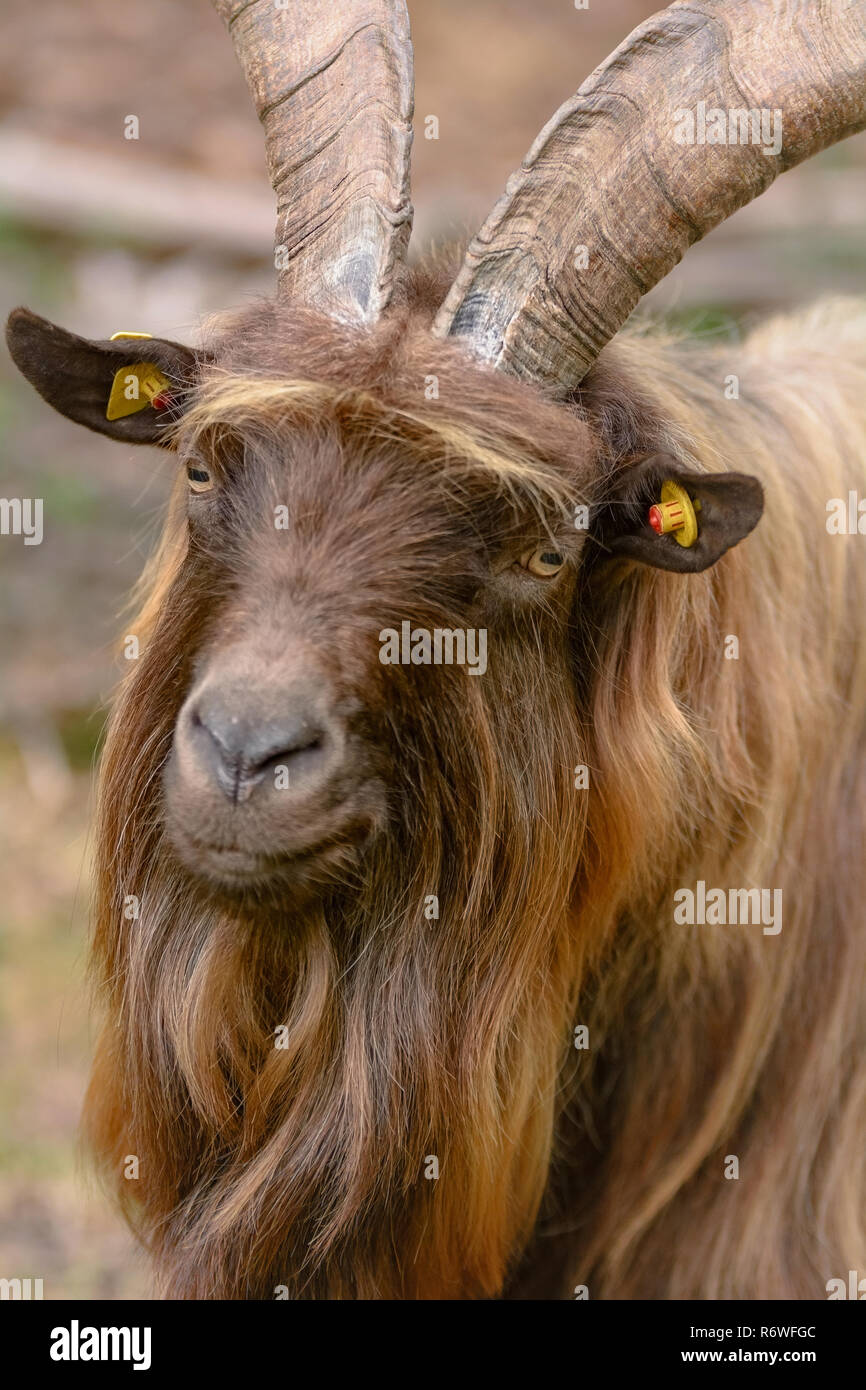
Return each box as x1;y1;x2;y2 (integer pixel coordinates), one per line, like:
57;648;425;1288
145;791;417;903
191;842;281;881
170;827;369;897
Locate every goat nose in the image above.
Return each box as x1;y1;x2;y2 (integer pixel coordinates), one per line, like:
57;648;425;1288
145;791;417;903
188;685;329;803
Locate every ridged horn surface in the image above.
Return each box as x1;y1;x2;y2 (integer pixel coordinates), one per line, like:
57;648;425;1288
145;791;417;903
214;0;414;323
432;0;866;391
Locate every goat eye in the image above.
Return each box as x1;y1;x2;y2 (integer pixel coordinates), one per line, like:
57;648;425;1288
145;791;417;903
519;546;565;578
186;464;213;494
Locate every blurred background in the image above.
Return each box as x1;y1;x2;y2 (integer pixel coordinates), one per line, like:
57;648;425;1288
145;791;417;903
1;0;864;1299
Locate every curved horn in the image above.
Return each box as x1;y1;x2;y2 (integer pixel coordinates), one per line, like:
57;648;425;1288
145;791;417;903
432;0;866;391
213;0;414;323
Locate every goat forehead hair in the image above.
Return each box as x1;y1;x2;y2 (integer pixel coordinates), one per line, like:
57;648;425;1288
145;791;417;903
178;287;601;509
175;371;587;522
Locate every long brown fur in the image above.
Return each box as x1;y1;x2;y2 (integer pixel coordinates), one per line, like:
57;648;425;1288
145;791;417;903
84;265;866;1299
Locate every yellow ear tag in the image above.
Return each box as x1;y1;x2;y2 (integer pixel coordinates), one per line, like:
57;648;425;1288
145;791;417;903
106;363;172;420
106;332;172;421
647;479;700;548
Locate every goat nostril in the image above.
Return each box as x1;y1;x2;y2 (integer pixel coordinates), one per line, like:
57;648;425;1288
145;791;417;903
185;691;333;802
290;732;322;758
232;728;329;804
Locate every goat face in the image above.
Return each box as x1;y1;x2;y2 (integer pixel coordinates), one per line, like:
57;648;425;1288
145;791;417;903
162;389;589;906
3;296;762;920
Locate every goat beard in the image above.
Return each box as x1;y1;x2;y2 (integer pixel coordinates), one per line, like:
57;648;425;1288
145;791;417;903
84;642;587;1299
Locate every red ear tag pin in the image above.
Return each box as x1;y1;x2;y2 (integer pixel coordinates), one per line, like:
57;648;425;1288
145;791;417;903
648;480;699;548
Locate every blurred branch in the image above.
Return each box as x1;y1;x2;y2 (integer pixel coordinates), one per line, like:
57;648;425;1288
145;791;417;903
0;129;273;256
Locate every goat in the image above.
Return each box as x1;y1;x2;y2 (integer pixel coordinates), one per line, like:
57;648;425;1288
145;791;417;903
6;0;866;1299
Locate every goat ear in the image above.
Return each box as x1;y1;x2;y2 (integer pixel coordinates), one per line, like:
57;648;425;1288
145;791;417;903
5;308;199;446
595;454;764;574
